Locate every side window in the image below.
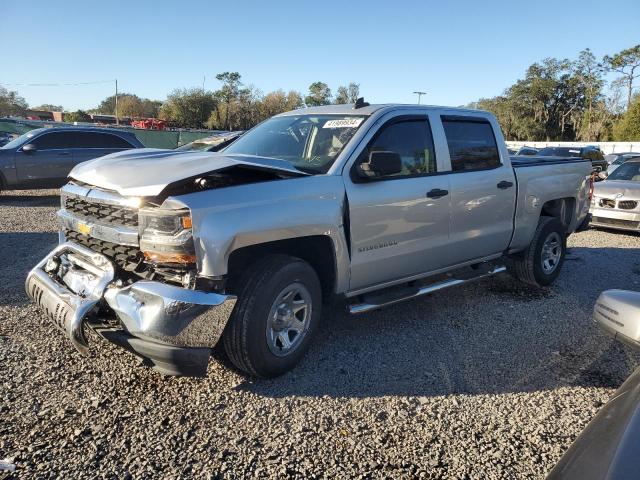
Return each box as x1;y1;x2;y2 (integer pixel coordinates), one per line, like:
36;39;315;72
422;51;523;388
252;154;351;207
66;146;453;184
102;134;134;148
31;131;76;150
362;119;436;178
441;117;501;171
74;132;133;149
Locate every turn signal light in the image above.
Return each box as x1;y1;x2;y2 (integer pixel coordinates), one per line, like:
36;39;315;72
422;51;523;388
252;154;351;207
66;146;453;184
143;251;197;265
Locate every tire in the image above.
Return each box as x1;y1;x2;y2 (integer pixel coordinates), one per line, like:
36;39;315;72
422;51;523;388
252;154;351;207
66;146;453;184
509;216;567;287
222;254;322;378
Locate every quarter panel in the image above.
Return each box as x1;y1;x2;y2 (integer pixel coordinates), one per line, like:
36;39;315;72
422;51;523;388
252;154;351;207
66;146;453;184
510;163;591;251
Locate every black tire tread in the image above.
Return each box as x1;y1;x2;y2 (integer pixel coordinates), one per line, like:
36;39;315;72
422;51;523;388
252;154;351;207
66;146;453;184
511;216;562;287
222;254;308;377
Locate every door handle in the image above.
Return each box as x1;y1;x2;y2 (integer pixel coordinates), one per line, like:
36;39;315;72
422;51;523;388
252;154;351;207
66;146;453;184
56;151;70;156
497;181;513;189
426;188;449;199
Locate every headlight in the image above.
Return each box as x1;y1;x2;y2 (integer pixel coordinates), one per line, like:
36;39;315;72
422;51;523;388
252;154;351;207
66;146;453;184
138;208;196;265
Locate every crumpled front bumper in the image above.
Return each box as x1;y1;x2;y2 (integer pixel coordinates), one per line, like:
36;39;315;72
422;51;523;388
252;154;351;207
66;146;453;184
25;242;236;376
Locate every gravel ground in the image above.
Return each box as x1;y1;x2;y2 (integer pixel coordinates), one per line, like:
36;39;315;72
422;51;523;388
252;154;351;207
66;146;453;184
2;189;640;479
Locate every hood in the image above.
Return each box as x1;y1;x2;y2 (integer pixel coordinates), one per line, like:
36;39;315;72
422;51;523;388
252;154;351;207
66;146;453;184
594;180;640;200
69;148;309;197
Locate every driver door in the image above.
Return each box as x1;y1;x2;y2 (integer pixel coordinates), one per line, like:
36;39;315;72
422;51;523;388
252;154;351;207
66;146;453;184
345;115;453;291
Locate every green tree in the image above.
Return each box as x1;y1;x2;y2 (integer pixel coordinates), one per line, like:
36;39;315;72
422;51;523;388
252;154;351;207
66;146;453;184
474;58;588;141
94;93;161;118
613;94;640;140
602;45;640;110
0;87;28;117
64;110;91;123
32;104;64;112
159;88;217;128
574;49;605;140
215;72;242;130
305;82;331;106
335;83;360;104
258;89;303;118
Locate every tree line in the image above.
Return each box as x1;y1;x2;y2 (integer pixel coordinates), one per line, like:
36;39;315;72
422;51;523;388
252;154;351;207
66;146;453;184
0;76;360;132
469;45;640;141
1;44;638;139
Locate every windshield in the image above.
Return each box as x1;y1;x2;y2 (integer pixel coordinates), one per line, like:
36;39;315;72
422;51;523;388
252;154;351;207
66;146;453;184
607;162;640;181
176;135;238;152
223;114;367;173
0;131;36;150
177;141;218;152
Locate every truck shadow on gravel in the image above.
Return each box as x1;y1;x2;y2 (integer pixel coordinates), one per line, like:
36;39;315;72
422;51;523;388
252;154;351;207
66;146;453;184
240;245;640;399
0;193;60;207
0;232;58;306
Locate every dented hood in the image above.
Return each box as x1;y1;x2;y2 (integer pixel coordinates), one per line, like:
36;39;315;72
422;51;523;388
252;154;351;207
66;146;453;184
69;148;309;197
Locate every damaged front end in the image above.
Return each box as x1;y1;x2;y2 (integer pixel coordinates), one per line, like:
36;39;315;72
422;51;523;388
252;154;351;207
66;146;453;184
26;242;236;376
26;179;238;377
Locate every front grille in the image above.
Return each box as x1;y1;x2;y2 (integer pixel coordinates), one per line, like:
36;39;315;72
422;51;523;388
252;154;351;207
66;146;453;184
599;198;616;208
64;229;191;286
65;229;143;271
64;196;138;227
592;216;640;229
618;200;638;210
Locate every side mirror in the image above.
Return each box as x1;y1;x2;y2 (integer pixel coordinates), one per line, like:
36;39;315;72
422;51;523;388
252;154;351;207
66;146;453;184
594;289;640;349
598;171;608;180
22;143;37;154
358;151;402;178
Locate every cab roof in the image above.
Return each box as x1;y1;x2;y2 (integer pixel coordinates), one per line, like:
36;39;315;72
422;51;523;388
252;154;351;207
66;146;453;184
276;103;490;117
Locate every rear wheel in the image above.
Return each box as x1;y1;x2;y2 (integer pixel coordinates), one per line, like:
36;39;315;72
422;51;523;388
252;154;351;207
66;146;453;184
509;216;567;287
222;255;322;378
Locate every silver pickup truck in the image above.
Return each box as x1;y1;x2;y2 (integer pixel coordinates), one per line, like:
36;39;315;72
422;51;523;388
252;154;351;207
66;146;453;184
26;103;593;377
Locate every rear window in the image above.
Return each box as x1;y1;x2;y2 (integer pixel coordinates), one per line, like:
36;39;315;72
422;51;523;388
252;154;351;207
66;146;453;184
74;132;133;149
441;117;500;171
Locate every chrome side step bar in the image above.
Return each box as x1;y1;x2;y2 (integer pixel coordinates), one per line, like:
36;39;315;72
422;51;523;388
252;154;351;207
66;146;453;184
348;266;507;315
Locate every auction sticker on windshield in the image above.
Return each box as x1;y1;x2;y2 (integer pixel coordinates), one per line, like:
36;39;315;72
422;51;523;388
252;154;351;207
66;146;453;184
323;118;364;129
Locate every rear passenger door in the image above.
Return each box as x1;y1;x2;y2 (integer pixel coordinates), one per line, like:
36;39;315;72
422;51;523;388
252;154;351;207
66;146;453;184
73;132;135;165
441;115;516;261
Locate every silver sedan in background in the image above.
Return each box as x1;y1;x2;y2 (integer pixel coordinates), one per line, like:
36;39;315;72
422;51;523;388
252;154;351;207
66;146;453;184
590;158;640;232
605;152;640;175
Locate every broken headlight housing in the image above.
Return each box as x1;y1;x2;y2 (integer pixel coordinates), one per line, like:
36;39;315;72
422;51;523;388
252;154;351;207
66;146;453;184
138;208;196;265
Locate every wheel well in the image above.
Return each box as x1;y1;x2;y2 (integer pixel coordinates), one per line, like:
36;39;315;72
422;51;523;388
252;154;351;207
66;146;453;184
227;236;337;299
541;198;575;231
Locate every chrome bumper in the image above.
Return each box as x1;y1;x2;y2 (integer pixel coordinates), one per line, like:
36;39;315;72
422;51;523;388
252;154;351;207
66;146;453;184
26;242;236;357
589;206;640;231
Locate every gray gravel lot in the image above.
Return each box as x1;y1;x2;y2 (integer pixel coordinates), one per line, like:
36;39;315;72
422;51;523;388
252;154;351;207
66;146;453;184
2;189;640;479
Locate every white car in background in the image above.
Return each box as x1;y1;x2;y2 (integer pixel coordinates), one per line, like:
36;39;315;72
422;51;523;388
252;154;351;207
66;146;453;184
591;158;640;232
605;152;640;175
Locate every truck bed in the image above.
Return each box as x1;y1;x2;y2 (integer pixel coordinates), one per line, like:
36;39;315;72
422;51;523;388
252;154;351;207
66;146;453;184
510;155;591;168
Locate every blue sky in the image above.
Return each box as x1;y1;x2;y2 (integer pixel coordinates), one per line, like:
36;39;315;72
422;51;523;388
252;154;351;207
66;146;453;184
1;0;638;111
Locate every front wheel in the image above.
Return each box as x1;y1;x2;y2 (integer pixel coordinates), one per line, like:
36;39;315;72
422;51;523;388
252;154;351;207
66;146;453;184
222;255;322;378
509;216;567;287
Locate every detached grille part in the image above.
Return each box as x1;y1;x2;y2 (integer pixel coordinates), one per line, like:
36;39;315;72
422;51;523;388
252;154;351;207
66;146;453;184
618;200;638;210
599;198;616;209
64;196;138;227
64;229;193;287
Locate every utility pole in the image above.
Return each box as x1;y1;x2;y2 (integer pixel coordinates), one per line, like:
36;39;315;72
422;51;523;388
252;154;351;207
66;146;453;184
202;75;206;91
115;79;119;125
413;91;426;104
